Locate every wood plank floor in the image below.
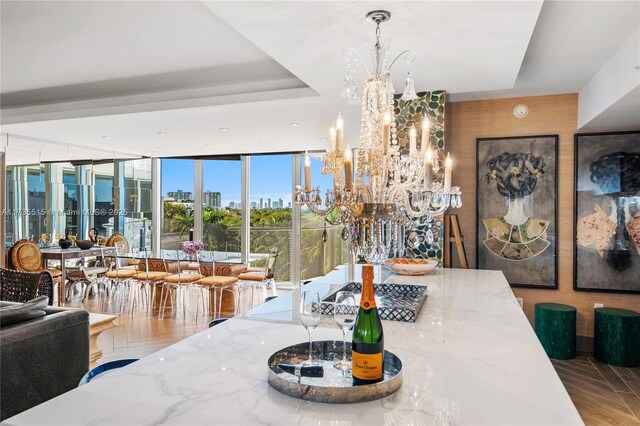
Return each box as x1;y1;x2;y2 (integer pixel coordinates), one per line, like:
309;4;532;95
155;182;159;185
552;356;640;425
67;284;282;364
69;290;640;425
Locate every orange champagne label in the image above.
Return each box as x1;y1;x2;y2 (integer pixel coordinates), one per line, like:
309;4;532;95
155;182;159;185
351;350;383;380
361;264;376;308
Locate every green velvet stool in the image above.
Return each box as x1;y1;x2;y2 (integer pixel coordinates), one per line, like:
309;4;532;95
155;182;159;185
594;308;640;367
535;303;576;360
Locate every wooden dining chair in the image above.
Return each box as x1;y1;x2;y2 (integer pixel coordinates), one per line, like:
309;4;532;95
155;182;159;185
8;240;63;302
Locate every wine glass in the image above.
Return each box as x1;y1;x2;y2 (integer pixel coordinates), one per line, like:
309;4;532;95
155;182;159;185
333;291;356;370
299;291;321;365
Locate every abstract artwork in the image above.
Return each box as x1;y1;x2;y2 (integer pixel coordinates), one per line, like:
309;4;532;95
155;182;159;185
574;131;640;293
476;135;558;288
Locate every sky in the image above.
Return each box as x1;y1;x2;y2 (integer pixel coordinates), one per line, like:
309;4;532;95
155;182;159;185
161;155;333;208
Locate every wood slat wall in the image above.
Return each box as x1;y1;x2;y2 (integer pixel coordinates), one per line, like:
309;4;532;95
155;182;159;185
447;93;640;338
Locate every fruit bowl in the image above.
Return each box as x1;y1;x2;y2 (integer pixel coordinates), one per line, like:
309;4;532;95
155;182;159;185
383;258;438;275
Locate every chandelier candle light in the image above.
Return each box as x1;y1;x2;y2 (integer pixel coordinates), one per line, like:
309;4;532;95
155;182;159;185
295;10;462;266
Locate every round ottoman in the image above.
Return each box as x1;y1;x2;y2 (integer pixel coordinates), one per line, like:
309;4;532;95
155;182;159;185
535;303;576;360
594;308;640;367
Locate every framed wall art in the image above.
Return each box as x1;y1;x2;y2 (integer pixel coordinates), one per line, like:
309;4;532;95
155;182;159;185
574;131;640;294
476;135;558;288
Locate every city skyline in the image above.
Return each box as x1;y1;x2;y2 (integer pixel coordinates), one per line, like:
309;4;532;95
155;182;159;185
161;155;332;208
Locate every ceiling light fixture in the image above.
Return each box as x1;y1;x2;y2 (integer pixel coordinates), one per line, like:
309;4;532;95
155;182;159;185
259;141;267;145
294;10;462;264
289;122;300;127
102;136;111;140
219;127;229;132
157;132;167;136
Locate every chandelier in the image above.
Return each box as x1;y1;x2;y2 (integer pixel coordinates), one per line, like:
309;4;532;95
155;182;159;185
294;10;462;264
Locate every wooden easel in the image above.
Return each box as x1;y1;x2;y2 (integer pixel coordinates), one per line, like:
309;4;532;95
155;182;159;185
443;214;468;268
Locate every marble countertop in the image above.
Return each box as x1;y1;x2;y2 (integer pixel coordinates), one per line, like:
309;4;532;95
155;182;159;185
5;267;583;425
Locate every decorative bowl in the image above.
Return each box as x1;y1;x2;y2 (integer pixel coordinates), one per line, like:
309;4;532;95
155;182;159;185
58;240;72;249
383;258;438;275
76;240;94;250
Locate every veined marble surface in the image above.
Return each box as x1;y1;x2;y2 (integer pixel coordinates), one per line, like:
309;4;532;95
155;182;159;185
5;267;583;425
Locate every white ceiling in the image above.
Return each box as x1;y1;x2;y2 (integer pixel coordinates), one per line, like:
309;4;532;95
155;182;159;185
2;1;282;93
450;0;640;101
581;86;640;131
0;1;638;165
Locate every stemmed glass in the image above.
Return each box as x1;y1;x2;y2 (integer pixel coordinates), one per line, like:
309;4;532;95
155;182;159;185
333;291;356;370
299;291;321;365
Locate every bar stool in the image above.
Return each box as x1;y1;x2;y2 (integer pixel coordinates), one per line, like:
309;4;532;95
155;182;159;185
131;249;169;313
159;250;202;320
196;250;239;320
78;359;139;386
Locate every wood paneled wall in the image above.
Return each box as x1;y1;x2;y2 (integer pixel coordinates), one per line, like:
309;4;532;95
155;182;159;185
447;93;640;337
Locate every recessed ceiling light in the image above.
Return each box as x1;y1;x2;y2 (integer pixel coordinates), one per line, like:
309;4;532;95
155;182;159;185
219;127;229;131
259;141;267;145
205;143;212;147
154;146;162;149
320;138;328;142
289;122;300;127
157;132;167;136
102;136;111;140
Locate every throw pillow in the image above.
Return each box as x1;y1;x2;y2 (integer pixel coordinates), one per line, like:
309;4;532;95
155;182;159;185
0;296;49;328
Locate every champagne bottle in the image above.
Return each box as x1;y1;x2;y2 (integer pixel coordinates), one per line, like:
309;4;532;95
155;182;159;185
351;264;384;385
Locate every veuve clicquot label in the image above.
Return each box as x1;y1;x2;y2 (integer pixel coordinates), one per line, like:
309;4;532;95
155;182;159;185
351;264;384;385
351;350;383;380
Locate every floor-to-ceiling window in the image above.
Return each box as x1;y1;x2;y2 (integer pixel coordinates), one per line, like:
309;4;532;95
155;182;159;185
160;159;195;249
3;159;155;250
250;154;292;283
300;154;349;280
202;158;241;253
123;159;153;251
90;163;114;237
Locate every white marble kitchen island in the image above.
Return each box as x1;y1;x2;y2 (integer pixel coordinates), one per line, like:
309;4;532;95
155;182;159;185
4;267;583;425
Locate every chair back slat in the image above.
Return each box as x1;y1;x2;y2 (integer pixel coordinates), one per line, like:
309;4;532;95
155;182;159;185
197;250;215;277
162;250;182;274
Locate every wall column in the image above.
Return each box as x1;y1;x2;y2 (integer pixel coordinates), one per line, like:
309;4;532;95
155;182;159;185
151;158;161;255
241;156;250;263
193;160;203;242
76;165;89;239
0;151;5;268
113;161;125;235
291;154;302;287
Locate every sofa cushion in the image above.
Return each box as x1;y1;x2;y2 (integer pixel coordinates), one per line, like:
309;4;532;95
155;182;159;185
0;296;49;328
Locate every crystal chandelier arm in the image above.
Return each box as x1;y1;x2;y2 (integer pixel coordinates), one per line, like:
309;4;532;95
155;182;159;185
344;47;372;78
387;49;416;72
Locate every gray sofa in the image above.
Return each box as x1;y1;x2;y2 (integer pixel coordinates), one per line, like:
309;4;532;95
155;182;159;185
0;301;89;421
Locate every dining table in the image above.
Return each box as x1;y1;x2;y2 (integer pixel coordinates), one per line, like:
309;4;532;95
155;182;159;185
40;246;116;306
4;265;583;425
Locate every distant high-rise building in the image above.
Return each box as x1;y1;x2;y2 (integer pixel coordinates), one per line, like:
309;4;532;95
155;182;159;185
287;201;292;208
267;198;272;208
167;189;192;201
251;201;257;209
203;191;221;209
278;198;283;209
259;198;264;209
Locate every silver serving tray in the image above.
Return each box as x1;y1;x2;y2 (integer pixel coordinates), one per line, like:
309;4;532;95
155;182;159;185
267;340;402;404
320;282;427;322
